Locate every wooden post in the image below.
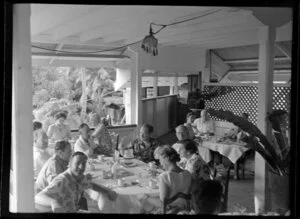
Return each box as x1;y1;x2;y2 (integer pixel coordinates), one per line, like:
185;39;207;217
153;73;158;136
80;67;87;122
11;4;35;212
202;49;211;90
174;74;179;94
255;25;276;214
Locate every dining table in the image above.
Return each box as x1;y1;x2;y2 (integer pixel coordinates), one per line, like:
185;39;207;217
85;156;162;213
194;135;250;179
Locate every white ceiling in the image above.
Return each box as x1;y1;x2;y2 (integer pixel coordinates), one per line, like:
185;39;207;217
30;5;292;50
30;4;293;83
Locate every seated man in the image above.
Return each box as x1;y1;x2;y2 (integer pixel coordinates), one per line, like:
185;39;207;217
35;141;72;193
74;123;97;158
35;151;118;213
193;110;215;135
129;124;160;163
172;125;191;153
33;121;51;179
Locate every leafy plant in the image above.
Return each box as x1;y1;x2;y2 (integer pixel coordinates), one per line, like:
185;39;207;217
207;108;290;176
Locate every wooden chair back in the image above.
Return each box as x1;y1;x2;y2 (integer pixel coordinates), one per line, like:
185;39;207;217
163;192;192;214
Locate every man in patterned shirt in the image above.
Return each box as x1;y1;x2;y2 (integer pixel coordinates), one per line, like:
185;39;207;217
35;151;118;212
35;141;72;193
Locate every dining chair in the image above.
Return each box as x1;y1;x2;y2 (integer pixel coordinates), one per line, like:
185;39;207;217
213;156;231;213
163;192;192;214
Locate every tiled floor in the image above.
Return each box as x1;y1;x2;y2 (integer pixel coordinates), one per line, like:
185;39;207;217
157;131;255;213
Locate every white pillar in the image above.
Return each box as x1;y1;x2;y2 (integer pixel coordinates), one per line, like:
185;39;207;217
202;49;211;90
174;74;179;94
255;25;276;214
153;73;158;97
11;4;35;212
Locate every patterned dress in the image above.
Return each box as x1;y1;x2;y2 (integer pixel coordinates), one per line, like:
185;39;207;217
41;169;92;212
130;138;160;163
93;124;113;156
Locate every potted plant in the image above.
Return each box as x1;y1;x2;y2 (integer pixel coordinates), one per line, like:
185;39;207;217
206;108;290;215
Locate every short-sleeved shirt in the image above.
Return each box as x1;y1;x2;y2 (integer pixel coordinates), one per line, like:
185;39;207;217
193;118;214;134
41;169;92;212
130;137;160;163
158;170;192;209
35;155;69;193
184;153;211;181
47;122;71;141
74;136;96;156
34;147;51;179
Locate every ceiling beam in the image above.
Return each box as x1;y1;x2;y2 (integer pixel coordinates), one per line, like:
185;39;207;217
211;51;231;77
32;52;129;60
275;42;291;60
31;5;104;36
224;56;290;64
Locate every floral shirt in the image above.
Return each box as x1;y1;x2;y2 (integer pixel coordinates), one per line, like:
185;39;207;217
184;153;211;181
41;169;92;212
35;155;69;193
130;138;160;163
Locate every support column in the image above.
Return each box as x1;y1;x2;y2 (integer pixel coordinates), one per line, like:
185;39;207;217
153;73;158;136
202;50;211;91
11;4;35;212
174;74;179;94
255;25;276;214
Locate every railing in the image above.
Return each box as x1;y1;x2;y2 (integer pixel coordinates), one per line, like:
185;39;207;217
70;124;137;147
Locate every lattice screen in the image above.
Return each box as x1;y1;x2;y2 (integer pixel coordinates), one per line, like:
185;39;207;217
204;85;291;125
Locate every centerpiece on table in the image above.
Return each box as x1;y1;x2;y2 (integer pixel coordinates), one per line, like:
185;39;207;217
207;108;290;215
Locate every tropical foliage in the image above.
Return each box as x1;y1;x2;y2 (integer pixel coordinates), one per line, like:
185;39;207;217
207;108;290;176
32;66;123;130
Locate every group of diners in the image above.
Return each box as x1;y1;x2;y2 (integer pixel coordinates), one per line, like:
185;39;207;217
33;109;248;214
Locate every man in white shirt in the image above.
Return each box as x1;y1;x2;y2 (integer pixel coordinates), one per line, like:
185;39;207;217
74;123;97;158
193;110;215;135
33;124;51;179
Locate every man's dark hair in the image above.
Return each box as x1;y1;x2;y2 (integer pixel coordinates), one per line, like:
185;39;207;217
71;151;88;160
78;123;89;130
55;140;71;152
55;111;67;120
192;180;223;214
33;121;43;131
178;139;198;154
141;123;154;133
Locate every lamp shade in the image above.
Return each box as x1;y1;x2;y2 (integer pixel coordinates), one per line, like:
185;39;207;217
141;26;158;56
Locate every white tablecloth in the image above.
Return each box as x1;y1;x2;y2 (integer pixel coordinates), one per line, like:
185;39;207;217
196;137;250;164
86;157;160;213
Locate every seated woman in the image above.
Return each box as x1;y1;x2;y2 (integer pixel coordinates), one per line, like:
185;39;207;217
47;111;72;142
184;112;196;139
33;121;51;179
140;146;192;214
74;123;97;158
178;139;212;189
178;180;223;215
91;117;114;156
35;151;118;213
193;109;215;135
128;124;160;163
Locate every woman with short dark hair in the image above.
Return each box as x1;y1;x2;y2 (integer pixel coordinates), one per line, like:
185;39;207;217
140;146;192;214
47;111;71;142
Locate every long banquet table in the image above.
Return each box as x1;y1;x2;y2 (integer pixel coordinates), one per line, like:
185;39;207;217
85;157;161;213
